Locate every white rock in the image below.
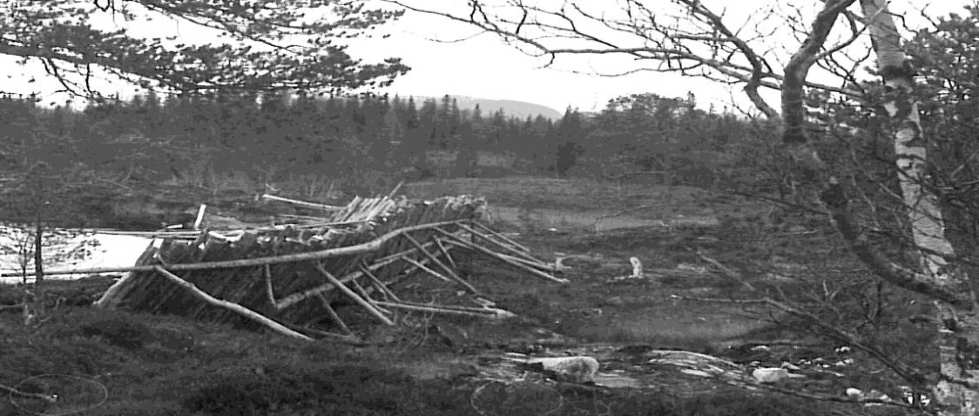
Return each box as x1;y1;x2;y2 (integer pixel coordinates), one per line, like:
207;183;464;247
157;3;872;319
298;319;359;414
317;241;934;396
780;362;801;371
751;367;803;383
752;367;788;383
867;389;892;402
844;387;893;404
527;356;600;384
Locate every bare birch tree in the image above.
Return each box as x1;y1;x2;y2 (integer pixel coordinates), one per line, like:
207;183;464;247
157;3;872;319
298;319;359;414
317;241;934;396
856;1;977;412
389;0;979;413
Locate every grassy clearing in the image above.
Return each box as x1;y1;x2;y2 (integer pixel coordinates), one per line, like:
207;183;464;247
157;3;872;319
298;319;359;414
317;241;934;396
404;176;765;234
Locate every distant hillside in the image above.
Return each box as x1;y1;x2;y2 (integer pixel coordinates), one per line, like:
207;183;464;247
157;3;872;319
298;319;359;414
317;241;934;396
408;95;563;120
455;96;563;120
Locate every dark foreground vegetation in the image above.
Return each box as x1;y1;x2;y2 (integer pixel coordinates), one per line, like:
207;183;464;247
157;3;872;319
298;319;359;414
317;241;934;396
0;304;843;416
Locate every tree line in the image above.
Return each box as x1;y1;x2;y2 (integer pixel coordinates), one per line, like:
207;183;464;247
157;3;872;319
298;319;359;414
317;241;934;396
0;89;768;200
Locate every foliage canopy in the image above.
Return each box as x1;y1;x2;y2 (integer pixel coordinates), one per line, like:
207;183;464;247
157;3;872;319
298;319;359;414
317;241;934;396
1;0;408;98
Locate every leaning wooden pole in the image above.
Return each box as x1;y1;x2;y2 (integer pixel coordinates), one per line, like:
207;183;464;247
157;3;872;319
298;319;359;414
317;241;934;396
437;228;568;284
272;251;443;310
471;221;533;254
313;263;394;326
261;194;344;211
374;300;515;319
455;222;543;266
401;233;481;294
316;293;353;335
153;266;312;341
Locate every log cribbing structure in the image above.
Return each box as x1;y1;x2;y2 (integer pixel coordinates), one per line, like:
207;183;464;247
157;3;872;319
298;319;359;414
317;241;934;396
84;195;561;341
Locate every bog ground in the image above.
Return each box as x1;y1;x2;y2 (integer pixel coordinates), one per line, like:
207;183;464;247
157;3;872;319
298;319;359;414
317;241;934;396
0;177;926;416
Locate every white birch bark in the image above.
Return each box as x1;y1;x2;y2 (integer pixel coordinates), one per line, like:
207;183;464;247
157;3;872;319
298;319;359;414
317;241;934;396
860;1;979;413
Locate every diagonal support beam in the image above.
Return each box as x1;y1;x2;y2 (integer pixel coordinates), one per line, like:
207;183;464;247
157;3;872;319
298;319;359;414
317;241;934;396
153;266;312;340
437;228;568;284
359;262;401;302
316;293;353;335
402;233;481;294
455;222;547;266
313;263;394;326
434;238;458;269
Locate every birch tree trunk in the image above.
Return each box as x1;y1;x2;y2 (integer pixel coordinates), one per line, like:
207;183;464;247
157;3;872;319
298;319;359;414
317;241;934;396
859;1;979;413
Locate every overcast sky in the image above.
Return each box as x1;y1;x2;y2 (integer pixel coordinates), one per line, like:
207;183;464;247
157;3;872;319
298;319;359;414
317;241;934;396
4;1;973;112
354;0;973;113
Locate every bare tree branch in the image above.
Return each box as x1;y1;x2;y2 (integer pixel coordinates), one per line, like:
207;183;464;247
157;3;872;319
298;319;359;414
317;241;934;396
820;180;970;308
782;0;856;148
679;295;932;388
386;0;876;116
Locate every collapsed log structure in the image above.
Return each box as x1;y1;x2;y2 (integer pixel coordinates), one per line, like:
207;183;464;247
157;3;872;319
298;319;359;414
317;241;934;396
93;195;564;341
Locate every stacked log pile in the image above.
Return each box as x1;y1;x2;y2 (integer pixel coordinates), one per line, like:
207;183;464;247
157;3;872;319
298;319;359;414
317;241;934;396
93;194;563;341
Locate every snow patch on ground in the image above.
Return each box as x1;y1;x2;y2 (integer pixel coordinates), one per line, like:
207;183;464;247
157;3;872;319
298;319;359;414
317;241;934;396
0;224;153;284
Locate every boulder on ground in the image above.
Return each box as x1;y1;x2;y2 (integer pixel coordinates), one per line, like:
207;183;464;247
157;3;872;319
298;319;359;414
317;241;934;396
751;367;804;383
526;356;600;384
